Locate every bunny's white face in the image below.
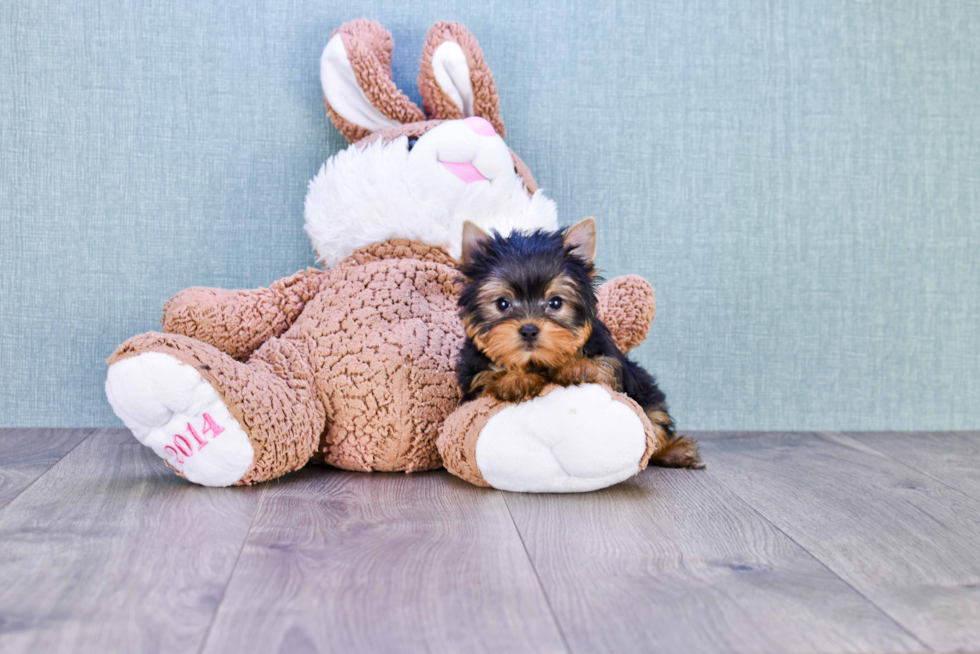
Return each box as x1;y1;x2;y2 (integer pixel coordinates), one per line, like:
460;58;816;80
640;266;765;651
305;118;557;268
302;21;558;268
411;116;507;185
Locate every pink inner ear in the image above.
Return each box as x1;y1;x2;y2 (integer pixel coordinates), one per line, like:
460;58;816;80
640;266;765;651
440;160;488;183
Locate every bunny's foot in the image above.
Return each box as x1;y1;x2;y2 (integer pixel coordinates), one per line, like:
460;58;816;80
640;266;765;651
106;332;326;486
106;351;253;487
438;384;661;492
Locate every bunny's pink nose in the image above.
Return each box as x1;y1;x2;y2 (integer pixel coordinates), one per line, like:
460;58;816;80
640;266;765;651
463;116;496;137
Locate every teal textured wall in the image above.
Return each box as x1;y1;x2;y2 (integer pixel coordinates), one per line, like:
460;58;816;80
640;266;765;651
2;0;978;429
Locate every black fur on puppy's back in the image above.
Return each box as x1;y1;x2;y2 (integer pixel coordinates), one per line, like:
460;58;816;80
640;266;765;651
581;320;674;437
456;337;493;403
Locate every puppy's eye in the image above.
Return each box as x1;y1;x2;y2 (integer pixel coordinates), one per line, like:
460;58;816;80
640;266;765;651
548;297;563;310
407;138;418;151
495;298;511;311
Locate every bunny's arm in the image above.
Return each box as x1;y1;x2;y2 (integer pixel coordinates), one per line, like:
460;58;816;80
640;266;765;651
162;268;327;361
596;275;657;353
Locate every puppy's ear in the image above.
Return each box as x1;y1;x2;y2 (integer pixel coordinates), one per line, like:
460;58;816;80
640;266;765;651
564;217;597;265
461;220;490;265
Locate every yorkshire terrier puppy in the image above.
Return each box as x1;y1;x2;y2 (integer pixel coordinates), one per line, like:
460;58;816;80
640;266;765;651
456;218;704;469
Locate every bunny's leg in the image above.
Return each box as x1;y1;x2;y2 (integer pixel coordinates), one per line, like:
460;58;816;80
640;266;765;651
106;332;325;486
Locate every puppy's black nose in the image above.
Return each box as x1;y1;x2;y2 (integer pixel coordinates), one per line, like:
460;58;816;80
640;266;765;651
519;324;540;342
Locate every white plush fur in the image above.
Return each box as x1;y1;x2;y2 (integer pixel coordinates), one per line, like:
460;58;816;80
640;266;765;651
432;41;475;116
106;352;254;487
304;119;558;267
475;384;648;492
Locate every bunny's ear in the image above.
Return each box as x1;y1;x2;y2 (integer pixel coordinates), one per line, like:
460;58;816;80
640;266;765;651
321;20;426;142
417;22;506;137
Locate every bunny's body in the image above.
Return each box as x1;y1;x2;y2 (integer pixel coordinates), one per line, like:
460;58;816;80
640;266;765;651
105;20;672;491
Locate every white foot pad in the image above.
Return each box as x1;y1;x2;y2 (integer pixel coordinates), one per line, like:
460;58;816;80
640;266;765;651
475;384;647;493
106;352;254;487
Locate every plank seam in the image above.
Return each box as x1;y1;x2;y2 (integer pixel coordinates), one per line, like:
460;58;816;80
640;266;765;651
0;428;97;513
501;492;574;654
831;432;980;504
704;456;933;654
196;485;267;654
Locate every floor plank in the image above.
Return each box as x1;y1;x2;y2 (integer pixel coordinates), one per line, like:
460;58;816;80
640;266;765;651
846;431;980;501
0;429;263;654
702;431;980;653
5;429;977;653
502;467;923;654
0;428;93;511
200;468;568;654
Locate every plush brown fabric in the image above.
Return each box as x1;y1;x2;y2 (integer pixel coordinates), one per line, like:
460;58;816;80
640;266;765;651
333;238;459;268
435;394;504;488
325;20;426;143
510;149;539;195
596;274;656;354
309;242;464;473
353;119;445;147
162;268;327;361
417;21;506;137
113;240;657;485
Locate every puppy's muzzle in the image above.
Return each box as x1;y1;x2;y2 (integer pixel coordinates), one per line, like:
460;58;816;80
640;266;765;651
519;324;540;344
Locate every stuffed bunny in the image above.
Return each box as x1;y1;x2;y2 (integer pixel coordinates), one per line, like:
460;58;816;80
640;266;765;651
105;20;669;492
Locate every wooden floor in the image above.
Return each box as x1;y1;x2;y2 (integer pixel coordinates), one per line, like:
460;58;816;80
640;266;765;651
1;430;978;653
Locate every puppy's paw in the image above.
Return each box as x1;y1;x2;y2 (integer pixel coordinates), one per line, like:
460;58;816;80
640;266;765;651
474;384;648;492
477;369;547;403
650;435;705;469
553;355;619;387
106;352;254;486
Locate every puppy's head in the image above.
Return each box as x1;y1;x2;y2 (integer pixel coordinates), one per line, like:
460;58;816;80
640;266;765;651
458;218;598;369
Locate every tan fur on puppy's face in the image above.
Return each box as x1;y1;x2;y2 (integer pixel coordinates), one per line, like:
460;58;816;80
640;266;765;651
462;271;593;371
475;320;591;370
543;275;587;325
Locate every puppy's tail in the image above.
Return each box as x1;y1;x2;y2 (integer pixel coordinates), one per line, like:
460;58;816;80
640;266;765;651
645;408;705;469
